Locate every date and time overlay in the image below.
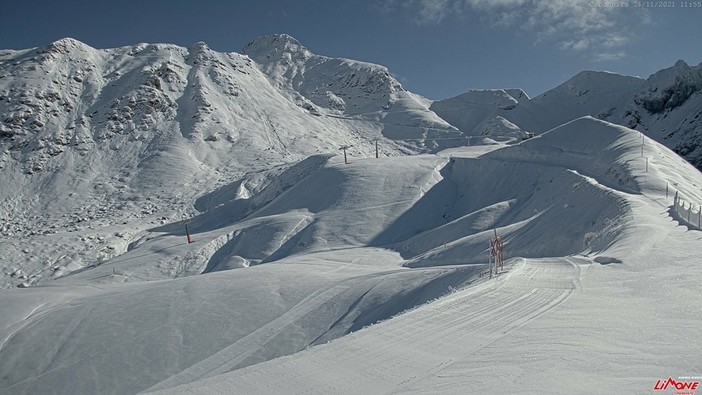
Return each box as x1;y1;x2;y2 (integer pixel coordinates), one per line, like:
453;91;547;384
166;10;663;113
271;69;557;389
590;1;701;7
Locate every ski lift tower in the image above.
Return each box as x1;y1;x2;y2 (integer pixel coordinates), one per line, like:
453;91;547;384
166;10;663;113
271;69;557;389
339;145;353;164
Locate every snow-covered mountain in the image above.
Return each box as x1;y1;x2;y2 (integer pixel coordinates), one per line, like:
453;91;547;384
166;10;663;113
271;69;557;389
0;35;459;288
2;34;702;394
432;61;702;168
241;34;458;142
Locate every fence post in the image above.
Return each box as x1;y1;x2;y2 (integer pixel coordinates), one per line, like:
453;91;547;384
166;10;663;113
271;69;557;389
670;192;702;230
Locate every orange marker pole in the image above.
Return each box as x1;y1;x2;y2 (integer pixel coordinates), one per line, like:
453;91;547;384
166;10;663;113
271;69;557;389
185;223;193;244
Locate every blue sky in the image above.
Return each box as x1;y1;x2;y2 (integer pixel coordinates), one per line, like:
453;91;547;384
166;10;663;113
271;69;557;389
1;0;700;99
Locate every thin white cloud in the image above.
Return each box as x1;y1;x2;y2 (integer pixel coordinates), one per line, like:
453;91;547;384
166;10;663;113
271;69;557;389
382;0;650;61
414;0;453;24
559;39;591;52
594;51;627;62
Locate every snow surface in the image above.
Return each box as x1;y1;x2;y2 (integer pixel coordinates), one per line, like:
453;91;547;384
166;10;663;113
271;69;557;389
2;115;702;394
2;34;702;394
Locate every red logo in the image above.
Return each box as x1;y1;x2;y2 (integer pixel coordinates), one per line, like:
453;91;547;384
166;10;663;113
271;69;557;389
653;377;699;395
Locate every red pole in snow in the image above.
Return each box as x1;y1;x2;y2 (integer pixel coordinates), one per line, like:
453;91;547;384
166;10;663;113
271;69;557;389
489;239;494;278
494;229;499;274
491;229;504;274
185;222;193;244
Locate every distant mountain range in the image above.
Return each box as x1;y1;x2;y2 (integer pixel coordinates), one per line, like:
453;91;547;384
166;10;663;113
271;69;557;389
0;33;700;287
432;60;702;170
2;34;699;177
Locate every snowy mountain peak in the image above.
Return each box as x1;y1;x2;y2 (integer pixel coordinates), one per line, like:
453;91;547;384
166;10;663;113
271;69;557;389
673;59;690;70
646;58;700;85
37;37;97;61
241;33;312;63
545;70;644;99
238;33;456;141
191;41;210;51
45;37;89;52
635;59;702;118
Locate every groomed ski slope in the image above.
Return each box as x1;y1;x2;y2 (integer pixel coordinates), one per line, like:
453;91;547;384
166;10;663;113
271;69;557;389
1;117;702;394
